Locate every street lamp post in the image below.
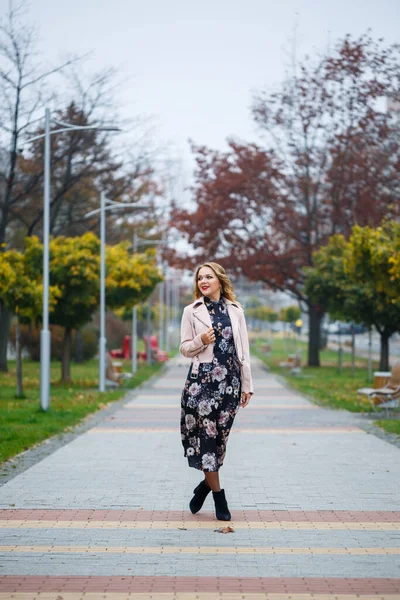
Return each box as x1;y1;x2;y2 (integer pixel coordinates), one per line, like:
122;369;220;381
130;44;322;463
131;231;138;375
41;109;51;410
164;270;181;350
130;234;163;372
158;277;164;351
132;303;138;374
165;274;171;353
368;327;373;381
85;198;149;392
99;192;106;393
146;299;152;366
173;279;180;348
24;108;120;410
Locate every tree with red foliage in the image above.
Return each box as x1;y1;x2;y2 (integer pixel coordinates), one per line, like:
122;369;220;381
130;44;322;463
170;34;400;366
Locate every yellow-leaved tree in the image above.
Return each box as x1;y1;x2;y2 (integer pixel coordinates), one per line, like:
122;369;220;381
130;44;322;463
26;234;162;382
0;247;60;397
305;221;400;370
106;243;163;310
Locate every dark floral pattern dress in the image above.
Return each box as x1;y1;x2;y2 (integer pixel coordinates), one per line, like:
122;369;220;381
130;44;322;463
180;297;241;471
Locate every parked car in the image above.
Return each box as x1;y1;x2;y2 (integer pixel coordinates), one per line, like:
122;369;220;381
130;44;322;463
323;321;366;335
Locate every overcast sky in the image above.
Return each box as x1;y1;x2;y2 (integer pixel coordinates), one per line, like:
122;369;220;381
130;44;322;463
24;0;400;182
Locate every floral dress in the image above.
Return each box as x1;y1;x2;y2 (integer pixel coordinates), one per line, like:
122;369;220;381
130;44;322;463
180;297;242;472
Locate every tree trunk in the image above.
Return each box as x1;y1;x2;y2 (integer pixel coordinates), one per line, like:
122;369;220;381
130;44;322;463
379;331;390;371
15;318;24;398
368;328;373;382
61;328;72;382
351;326;355;377
146;303;152;365
75;329;83;363
337;330;343;374
0;301;11;372
308;303;322;367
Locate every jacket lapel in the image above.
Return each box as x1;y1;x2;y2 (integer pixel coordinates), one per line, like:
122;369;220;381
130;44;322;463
192;296;240;333
193;299;212;328
226;302;240;338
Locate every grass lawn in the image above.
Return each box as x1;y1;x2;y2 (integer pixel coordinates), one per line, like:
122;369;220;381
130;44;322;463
373;420;400;436
252;335;400;437
0;355;168;465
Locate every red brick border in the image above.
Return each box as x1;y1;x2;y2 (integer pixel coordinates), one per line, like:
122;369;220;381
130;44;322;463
0;576;400;593
1;508;400;523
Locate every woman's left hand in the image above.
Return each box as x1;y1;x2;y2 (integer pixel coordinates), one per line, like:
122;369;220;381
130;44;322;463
240;392;252;408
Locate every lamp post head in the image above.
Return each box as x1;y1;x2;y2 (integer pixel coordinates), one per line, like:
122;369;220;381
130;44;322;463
84;203;151;219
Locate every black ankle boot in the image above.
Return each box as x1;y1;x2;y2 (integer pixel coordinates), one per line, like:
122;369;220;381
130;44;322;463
189;479;211;514
212;489;231;521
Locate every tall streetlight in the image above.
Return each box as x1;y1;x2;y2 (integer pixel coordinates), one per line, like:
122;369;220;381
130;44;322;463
174;278;181;348
24;108;120;411
163;268;181;350
156;242;167;353
85;196;150;392
130;233;163;372
158;270;165;352
169;272;180;349
131;231;139;375
165;272;171;353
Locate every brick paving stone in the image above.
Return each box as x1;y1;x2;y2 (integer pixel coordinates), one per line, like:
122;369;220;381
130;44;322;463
0;357;399;596
3;576;400;594
2;508;400;521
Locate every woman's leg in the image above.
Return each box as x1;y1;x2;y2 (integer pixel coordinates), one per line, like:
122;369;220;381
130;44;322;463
206;471;231;521
205;471;221;492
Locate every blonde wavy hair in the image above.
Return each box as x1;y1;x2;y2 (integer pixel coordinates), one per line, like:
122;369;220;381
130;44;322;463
193;262;238;303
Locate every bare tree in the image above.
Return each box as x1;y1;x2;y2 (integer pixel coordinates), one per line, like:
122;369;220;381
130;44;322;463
0;2;170;373
0;0;77;370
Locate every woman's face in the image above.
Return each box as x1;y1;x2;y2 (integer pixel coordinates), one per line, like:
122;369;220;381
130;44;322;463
197;266;221;299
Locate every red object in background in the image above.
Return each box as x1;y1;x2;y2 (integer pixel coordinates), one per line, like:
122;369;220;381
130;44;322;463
140;335;169;362
110;335;168;362
122;335;131;359
110;335;131;359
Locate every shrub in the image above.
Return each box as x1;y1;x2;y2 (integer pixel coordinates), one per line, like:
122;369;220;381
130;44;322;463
91;311;130;350
9;323;65;361
10;322;99;362
74;325;98;362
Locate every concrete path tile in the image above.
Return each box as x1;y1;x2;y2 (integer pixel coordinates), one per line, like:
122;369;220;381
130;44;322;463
0;356;399;596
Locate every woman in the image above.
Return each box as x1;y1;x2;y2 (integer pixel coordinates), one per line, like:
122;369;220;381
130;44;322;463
180;262;253;520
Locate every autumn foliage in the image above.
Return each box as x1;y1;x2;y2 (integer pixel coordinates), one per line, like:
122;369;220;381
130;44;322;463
0;233;162;383
305;221;400;370
170;34;400;366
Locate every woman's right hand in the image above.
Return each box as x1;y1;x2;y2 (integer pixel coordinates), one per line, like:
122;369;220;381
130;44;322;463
201;327;215;345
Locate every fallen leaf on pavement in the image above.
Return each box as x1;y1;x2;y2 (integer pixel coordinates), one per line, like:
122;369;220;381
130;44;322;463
214;526;234;534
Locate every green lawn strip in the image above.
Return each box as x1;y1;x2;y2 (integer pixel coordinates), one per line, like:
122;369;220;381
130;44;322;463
251;336;387;413
0;356;167;464
373;420;400;437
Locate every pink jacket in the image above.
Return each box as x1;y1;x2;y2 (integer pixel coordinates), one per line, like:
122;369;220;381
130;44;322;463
179;296;254;394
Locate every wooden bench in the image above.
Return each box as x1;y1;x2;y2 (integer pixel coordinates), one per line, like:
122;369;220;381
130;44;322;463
105;353;134;388
279;351;302;374
357;361;400;416
105;353;124;388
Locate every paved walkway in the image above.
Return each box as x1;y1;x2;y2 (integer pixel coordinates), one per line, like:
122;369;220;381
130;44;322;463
0;357;400;599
